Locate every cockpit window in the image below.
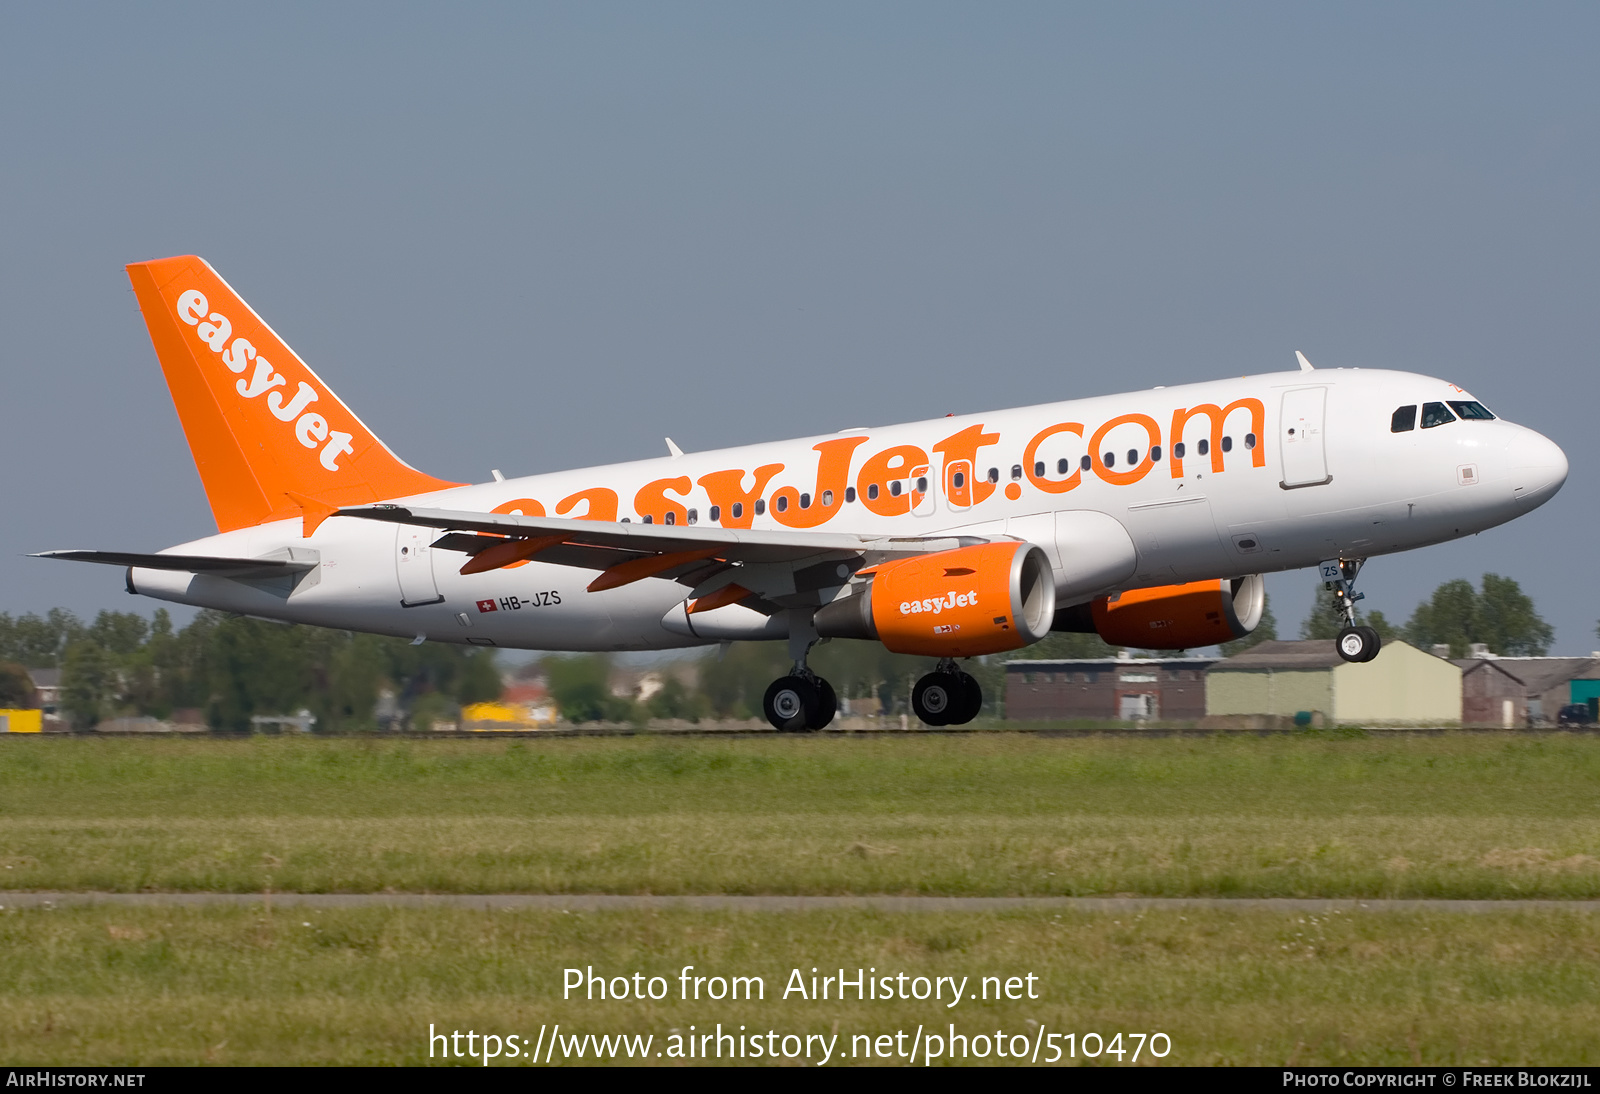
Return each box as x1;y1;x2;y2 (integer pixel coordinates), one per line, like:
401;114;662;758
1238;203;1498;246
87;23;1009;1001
1447;400;1495;421
1391;405;1417;432
1420;401;1456;428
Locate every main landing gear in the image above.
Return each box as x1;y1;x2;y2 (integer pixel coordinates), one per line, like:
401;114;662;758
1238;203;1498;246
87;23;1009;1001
763;615;838;732
911;661;984;726
763;672;837;732
1322;557;1382;664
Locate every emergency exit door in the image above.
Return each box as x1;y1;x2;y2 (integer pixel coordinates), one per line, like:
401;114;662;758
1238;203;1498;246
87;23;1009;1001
396;526;444;607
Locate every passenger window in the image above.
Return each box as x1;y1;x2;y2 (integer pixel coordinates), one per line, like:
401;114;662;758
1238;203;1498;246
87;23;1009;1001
1421;402;1456;429
774;495;789;513
709;505;721;522
952;471;966;489
1080;455;1092;471
987;467;999;483
1197;438;1209;456
1127;448;1138;465
1103;451;1115;468
867;484;879;501
754;499;766;515
890;481;902;497
1174;442;1185;460
820;490;833;506
687;508;698;525
915;477;928;493
1448;400;1496;421
664;512;675;525
845;487;856;503
1391;405;1417;432
731;503;743;519
1151;445;1162;462
1221;436;1233;453
800;492;811;509
1245;433;1256;449
1056;459;1068;475
1010;465;1023;480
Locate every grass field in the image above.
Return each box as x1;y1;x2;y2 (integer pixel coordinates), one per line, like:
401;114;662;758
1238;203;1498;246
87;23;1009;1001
3;734;1597;1066
1;903;1596;1066
1;734;1598;897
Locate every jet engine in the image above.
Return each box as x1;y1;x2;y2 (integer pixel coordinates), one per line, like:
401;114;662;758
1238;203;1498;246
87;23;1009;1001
814;541;1055;657
1084;575;1265;649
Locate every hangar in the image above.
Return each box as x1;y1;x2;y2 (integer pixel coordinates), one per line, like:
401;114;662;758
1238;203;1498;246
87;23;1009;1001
1452;654;1600;726
1205;639;1461;726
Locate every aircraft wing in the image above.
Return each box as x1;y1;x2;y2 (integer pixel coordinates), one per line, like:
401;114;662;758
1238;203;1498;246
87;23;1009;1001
337;504;982;564
337;504;989;610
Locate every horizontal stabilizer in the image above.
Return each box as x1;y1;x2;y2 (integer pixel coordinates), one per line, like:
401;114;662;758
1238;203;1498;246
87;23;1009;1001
34;550;316;580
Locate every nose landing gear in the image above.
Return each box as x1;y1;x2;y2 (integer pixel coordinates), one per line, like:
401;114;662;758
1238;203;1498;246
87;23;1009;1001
1322;557;1382;663
911;660;984;726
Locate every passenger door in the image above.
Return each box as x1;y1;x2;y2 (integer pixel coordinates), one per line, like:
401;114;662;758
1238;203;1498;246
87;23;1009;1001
1279;387;1331;488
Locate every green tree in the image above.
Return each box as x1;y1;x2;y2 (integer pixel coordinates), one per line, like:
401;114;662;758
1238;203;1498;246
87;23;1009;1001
544;654;631;723
59;640;117;728
1363;609;1398;641
0;663;36;708
646;674;711;722
1402;574;1551;657
1403;579;1478;656
698;643;790;719
0;609;84;667
1475;573;1553;656
1221;595;1277;656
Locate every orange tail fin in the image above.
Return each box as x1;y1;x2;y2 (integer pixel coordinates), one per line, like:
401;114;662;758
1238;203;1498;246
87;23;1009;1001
127;256;460;532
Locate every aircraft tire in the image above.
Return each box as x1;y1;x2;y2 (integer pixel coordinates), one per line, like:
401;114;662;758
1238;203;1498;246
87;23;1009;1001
1358;626;1382;662
764;675;819;732
807;678;838;731
912;672;959;726
946;671;983;725
1336;626;1379;664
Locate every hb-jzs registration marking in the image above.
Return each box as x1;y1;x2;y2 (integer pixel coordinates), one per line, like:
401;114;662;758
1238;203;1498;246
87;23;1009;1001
477;592;562;613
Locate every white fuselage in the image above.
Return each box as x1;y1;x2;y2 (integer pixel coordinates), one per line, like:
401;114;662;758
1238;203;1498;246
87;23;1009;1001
129;368;1568;652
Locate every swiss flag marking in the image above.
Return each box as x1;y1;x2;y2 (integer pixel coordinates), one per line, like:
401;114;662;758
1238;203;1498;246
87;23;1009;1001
476;599;498;613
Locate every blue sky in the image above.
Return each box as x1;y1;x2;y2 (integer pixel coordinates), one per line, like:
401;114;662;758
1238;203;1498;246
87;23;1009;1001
3;3;1596;650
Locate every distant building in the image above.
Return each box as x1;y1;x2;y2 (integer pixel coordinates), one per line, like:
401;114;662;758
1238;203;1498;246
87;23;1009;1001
1004;655;1216;721
1453;654;1600;726
1206;639;1460;725
24;668;60;716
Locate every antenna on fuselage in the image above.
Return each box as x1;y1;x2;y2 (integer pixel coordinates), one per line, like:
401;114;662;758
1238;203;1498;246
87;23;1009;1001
1295;351;1315;372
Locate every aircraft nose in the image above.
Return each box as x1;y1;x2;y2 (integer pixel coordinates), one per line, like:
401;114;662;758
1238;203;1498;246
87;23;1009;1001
1510;427;1567;509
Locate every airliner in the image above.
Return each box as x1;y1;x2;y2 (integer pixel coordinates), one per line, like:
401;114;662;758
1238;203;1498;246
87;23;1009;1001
39;256;1569;730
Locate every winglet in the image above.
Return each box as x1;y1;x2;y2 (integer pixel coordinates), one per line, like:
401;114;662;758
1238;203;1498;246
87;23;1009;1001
1296;351;1315;372
665;437;684;459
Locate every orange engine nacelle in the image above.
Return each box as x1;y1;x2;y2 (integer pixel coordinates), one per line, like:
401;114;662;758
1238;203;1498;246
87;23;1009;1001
814;541;1056;657
1090;575;1265;649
